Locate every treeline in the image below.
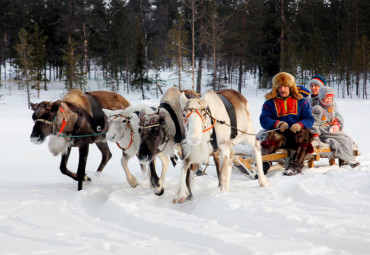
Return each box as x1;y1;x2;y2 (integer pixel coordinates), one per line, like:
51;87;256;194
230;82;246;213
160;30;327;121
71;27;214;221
0;0;369;98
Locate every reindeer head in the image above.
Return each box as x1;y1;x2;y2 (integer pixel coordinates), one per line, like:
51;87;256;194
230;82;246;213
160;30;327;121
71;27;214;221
180;92;210;145
137;109;167;164
30;100;61;144
103;106;133;143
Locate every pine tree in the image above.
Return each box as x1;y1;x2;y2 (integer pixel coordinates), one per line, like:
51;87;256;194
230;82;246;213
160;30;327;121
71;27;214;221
14;28;34;108
168;14;189;90
62;37;83;90
132;20;148;99
30;24;47;97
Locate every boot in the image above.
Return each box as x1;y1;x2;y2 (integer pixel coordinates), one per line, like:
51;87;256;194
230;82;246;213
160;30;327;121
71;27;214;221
263;161;272;174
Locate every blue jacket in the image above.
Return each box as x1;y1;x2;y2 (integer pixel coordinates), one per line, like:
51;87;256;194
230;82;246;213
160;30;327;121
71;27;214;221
260;96;314;130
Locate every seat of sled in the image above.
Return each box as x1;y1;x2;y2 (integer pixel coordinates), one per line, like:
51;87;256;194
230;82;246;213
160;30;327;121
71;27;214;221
232;141;359;170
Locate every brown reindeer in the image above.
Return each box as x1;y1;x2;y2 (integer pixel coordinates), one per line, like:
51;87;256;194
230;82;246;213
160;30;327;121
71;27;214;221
30;89;130;190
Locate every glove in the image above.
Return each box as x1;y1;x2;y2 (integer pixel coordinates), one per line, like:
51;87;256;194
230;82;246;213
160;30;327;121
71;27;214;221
290;123;302;133
277;121;289;132
329;125;340;133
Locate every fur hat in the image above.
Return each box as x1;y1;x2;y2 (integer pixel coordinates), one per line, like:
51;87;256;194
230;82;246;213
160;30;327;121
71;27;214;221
309;75;326;88
318;86;335;107
265;72;302;100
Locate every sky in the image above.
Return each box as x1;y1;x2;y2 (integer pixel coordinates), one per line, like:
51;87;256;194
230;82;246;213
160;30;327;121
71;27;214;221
0;75;370;255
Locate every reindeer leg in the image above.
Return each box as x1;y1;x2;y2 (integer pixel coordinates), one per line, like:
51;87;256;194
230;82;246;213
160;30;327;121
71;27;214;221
212;151;221;187
94;142;112;176
77;144;89;191
219;144;233;192
60;146;78;181
158;153;170;192
149;160;163;196
173;158;191;204
121;153;138;188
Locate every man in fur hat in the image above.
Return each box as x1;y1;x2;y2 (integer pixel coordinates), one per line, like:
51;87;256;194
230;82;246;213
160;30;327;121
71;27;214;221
260;72;314;175
309;75;326;107
311;86;360;168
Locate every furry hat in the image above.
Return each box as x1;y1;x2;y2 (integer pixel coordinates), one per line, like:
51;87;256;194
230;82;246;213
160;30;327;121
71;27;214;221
309;75;326;88
318;86;335;107
265;72;302;100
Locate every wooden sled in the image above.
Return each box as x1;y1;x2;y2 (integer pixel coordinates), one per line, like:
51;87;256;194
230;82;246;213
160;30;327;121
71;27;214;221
233;140;360;174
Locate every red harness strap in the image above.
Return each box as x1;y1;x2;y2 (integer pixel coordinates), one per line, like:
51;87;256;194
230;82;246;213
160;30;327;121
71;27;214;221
116;129;134;151
56;107;67;137
184;110;203;123
184;109;216;133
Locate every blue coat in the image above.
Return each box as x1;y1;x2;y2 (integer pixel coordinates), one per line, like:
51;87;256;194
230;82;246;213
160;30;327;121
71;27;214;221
260;96;314;130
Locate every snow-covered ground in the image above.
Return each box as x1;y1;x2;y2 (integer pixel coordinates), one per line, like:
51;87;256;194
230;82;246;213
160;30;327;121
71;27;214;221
1;78;370;255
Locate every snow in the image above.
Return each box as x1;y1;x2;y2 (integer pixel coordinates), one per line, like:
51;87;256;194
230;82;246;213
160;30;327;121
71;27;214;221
1;79;370;255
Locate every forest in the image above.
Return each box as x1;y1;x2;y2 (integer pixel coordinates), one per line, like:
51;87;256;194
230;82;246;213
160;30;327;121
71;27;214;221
0;0;369;98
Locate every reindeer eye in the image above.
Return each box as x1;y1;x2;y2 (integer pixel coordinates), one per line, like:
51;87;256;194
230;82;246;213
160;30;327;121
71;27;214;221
152;127;160;136
122;119;126;123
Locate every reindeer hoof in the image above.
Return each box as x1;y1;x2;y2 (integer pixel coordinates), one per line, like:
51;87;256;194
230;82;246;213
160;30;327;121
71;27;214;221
177;197;187;204
84;175;91;182
155;187;164;196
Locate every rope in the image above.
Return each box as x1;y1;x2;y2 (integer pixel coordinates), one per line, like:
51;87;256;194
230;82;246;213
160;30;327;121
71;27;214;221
57;132;107;138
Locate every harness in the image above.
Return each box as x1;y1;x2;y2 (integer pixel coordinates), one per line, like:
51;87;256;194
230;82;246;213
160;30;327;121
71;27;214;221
139;121;172;153
108;114;135;151
183;107;216;133
159;102;183;143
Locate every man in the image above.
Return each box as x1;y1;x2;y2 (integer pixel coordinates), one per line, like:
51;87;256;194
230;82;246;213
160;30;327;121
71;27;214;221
260;72;314;175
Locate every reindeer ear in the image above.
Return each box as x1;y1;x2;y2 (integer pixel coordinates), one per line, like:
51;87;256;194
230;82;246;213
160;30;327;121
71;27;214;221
200;99;208;109
139;108;146;120
103;108;124;117
102;108;114;117
51;100;61;112
30;102;37;110
179;92;188;110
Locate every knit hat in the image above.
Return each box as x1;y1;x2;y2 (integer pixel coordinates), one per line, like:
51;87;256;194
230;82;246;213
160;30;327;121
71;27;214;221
318;86;335;107
265;72;302;100
309;75;326;88
297;86;310;98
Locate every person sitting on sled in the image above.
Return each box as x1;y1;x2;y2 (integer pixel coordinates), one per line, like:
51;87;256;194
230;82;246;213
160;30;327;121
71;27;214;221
308;75;326;107
311;86;360;168
260;72;315;176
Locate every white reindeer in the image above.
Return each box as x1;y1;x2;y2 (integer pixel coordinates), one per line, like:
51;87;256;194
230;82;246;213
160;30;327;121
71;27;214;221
174;89;270;203
103;104;170;196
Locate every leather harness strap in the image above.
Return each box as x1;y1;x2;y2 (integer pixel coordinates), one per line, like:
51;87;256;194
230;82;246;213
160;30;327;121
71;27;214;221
85;93;105;132
217;94;238;139
159;102;183;143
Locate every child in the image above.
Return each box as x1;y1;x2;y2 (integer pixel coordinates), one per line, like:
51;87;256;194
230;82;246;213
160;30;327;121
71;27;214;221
309;75;326;107
311;86;359;167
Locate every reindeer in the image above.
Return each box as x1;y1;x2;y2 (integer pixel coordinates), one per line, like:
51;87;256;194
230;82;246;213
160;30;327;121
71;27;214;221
174;89;270;203
30;89;130;190
103;104;170;196
137;87;204;196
